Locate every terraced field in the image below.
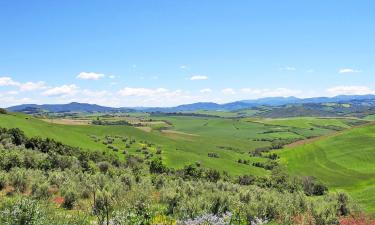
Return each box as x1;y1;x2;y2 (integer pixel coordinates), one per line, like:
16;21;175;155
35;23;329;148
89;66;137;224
279;123;375;214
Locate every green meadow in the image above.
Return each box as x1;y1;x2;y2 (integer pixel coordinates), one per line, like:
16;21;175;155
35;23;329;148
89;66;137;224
0;113;363;177
1;112;374;214
279;123;375;214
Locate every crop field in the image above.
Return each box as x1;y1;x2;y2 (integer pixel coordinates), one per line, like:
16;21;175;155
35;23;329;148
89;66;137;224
0;113;268;175
364;114;375;121
0;113;364;177
279;123;375;214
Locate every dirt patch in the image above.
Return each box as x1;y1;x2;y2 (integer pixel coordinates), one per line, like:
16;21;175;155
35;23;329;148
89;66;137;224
42;119;90;125
135;126;152;132
159;129;198;141
161;130;199;137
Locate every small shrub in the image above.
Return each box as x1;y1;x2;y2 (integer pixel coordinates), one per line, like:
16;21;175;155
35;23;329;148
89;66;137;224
0;108;7;114
0;198;46;224
9;169;28;193
150;159;168;174
98;162;110;173
0;172;7;190
208;152;219;158
31;182;51;200
62;189;78;210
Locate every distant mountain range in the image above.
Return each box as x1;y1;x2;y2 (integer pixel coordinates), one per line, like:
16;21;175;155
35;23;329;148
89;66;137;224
7;94;375;113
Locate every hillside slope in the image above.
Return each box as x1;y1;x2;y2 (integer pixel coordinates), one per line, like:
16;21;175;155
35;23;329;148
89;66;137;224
279;123;375;213
0;113;269;176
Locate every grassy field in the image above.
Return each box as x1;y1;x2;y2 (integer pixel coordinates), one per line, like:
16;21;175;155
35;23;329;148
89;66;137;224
364;114;375;121
1;112;371;192
0;113;270;176
188;109;261;118
279;123;375;214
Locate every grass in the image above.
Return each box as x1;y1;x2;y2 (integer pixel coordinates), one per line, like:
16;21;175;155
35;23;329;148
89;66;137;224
279;123;375;214
364;114;375;121
0;113;269;176
0;113;364;176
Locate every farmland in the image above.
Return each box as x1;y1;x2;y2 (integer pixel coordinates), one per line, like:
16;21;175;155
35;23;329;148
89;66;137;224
1;109;375;223
0;113;366;176
279;122;375;214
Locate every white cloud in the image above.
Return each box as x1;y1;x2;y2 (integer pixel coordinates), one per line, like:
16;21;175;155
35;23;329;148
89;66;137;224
19;81;47;91
7;91;19;95
109;75;116;79
0;77;47;92
279;66;296;71
180;65;187;69
222;88;236;95
338;68;361;74
0;96;33;107
326;86;375;95
42;84;78;97
200;88;212;94
81;89;109;98
118;87;169;97
190;75;208;80
240;88;301;97
76;72;105;80
117;87;202;107
0;77;19;86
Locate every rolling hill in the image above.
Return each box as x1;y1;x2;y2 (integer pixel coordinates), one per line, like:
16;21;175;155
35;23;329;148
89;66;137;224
279;123;375;214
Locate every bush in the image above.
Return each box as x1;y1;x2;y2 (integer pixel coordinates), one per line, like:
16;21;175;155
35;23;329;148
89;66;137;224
0;172;7;190
0;108;7;114
208;152;219;158
0;198;46;224
205;169;221;183
150;158;168;174
301;176;328;196
237;175;255;185
98;161;111;173
31;182;51;200
62;189;78;210
9;169;28;193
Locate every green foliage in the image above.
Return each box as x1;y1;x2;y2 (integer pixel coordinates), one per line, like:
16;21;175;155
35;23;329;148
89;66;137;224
0;171;7;190
31;182;51;200
149;158;168;174
62;188;78;210
0;108;7;114
0;198;46;225
9;169;28;193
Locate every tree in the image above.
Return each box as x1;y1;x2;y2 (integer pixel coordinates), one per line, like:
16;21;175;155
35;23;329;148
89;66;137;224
150;158;168;174
93;190;115;225
8;128;26;146
205;169;221;182
0;108;7;114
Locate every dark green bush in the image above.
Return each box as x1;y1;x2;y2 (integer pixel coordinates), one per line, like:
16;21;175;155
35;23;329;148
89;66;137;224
62;189;78;210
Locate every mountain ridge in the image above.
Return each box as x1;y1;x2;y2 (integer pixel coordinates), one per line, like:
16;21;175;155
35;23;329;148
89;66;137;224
6;94;375;113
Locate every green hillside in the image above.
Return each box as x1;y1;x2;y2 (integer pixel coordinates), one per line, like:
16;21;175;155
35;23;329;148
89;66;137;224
279;123;375;214
1;113;364;177
0;113;269;176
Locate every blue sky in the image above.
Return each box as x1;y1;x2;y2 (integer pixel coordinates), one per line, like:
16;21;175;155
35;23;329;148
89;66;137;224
1;0;375;107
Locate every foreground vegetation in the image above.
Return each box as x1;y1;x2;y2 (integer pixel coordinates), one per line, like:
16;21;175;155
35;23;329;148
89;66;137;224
0;126;368;224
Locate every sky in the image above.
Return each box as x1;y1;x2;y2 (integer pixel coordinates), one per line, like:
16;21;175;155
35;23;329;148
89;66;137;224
1;0;375;107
